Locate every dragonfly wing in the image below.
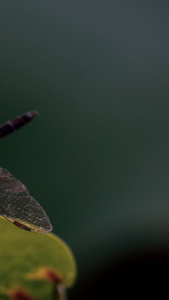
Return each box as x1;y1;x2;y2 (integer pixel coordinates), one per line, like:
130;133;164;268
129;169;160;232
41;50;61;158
0;168;52;233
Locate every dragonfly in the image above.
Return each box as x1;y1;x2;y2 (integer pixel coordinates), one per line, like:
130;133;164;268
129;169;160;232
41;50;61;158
0;111;52;233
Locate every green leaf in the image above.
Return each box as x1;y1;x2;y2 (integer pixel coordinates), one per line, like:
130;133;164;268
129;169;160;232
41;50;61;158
0;217;77;299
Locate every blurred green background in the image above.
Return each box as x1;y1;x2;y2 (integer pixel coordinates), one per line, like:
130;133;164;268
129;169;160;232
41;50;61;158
1;1;169;298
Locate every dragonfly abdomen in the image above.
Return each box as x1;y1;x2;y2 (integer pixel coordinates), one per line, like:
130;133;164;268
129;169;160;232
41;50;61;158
0;111;38;139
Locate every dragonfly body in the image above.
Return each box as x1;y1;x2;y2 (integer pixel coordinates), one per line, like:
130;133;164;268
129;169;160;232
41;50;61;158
0;111;38;139
0;112;52;233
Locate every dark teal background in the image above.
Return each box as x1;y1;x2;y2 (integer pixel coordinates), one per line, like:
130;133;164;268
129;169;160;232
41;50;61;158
1;1;169;298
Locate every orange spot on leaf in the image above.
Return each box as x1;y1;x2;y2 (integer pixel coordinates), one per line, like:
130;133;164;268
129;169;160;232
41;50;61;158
26;267;62;284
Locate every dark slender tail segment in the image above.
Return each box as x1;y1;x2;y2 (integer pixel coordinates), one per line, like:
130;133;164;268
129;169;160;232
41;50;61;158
0;111;38;139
